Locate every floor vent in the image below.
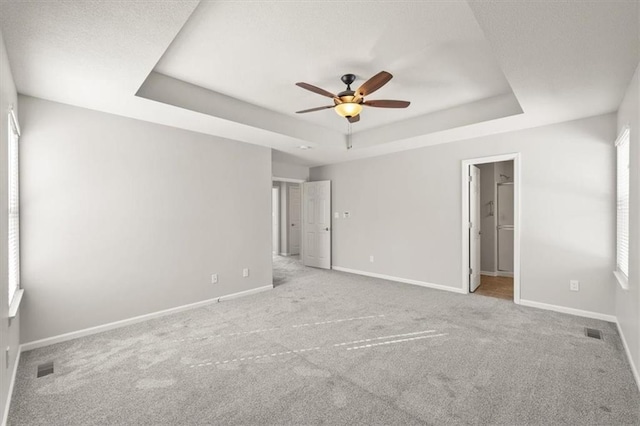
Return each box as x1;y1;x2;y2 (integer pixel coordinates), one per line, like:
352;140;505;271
36;361;54;378
585;328;603;340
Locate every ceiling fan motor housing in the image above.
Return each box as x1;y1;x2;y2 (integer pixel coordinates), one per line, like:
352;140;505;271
341;73;357;90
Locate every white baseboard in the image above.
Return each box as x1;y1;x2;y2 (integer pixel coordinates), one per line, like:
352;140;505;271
2;346;21;426
519;299;616;322
480;271;497;277
21;285;273;352
616;319;640;392
331;266;466;295
497;271;514;277
218;285;273;302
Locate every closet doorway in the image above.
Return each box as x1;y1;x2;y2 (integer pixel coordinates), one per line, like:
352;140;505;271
462;154;521;303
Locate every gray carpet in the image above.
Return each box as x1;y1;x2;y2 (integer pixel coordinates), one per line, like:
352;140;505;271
9;255;640;425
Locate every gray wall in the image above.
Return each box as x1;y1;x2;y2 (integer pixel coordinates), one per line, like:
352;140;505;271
272;160;309;181
0;28;21;422
311;113;616;316
19;96;273;343
616;62;639;385
478;163;495;273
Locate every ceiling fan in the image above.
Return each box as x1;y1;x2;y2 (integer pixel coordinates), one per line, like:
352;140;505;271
295;71;410;123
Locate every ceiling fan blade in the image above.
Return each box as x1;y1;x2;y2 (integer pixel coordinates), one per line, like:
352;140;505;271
356;71;393;97
363;100;410;108
347;115;360;123
296;82;337;99
296;105;334;114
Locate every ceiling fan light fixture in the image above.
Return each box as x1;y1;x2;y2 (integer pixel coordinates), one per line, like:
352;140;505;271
334;102;362;118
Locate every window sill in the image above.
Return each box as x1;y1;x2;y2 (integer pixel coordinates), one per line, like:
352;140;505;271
614;271;629;290
8;289;24;319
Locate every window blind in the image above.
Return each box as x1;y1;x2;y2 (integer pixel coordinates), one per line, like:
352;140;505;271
8;111;20;304
616;127;630;278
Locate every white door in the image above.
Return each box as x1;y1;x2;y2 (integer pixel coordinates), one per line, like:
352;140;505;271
303;181;331;269
272;187;279;254
469;166;481;292
289;185;301;255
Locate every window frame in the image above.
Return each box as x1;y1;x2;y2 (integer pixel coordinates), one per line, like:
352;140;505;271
614;125;630;290
7;108;21;309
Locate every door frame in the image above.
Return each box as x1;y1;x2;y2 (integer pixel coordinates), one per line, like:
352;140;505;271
469;165;482;292
271;186;280;254
461;153;521;303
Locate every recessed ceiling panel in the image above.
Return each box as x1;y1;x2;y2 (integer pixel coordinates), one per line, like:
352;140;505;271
154;1;515;133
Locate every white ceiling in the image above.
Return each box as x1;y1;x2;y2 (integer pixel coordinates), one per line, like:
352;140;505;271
0;0;638;168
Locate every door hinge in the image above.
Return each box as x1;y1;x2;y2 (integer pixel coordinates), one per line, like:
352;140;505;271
468;221;473;228
469;268;473;275
468;175;473;182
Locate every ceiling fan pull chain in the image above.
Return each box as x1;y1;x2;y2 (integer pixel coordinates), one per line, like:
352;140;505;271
347;123;353;150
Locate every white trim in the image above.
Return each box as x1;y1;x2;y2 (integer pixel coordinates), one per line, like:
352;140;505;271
2;346;21;426
272;177;306;183
8;289;24;319
462;153;521;304
332;266;466;295
8;106;20;137
218;285;273;302
519;299;616;322
272;186;280;255
615;125;630;147
20;285;273;352
496;271;514;278
616;319;640;392
480;271;497;277
613;270;629;290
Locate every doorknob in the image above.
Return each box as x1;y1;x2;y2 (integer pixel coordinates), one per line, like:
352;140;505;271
291;224;295;227
324;227;329;231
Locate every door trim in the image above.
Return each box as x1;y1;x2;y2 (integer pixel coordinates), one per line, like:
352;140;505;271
272;186;280;255
272;176;306;183
461;153;521;304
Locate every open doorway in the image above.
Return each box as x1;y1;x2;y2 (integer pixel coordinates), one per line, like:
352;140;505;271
462;154;520;303
272;178;304;286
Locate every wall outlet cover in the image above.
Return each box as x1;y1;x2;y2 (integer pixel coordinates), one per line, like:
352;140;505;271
570;280;579;291
243;268;249;277
211;274;218;284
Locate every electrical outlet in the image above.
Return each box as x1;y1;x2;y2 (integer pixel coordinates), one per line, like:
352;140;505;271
570;280;579;291
211;274;218;284
369;255;374;263
343;212;350;219
334;212;339;219
243;268;249;278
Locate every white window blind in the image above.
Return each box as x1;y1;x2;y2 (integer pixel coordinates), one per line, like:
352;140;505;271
616;126;630;278
8;110;20;304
